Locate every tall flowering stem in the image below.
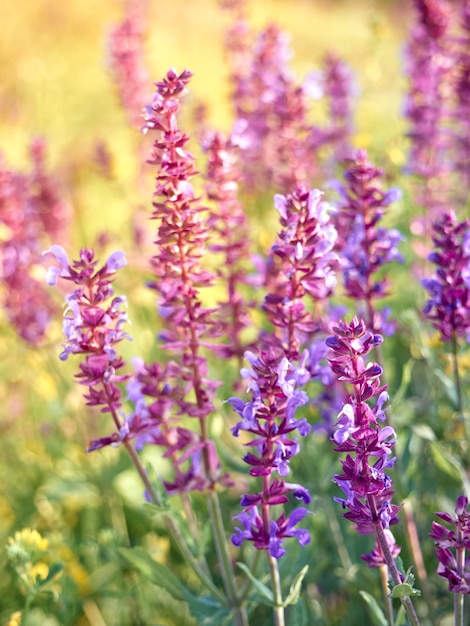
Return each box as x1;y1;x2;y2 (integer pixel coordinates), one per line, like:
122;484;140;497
264;186;338;359
326;317;421;625
0;140;69;344
45;246;225;603
430;495;470;626
142;68;247;625
229;349;312;626
404;0;454;217
422;210;470;445
203;130;254;366
332;149;403;336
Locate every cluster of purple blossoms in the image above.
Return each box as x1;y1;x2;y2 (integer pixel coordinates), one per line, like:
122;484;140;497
453;0;470;190
45;246;130;431
0;139;69;344
141;68;227;492
422;210;470;341
203;130;254;364
228;348;311;558
326;317;402;567
430;495;470;593
404;0;454;216
107;0;150;127
331;149;403;334
263;185;338;360
307;52;356;169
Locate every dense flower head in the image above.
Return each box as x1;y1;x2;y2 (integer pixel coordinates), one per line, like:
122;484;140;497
263;186;338;359
327;317;402;566
45;246;130;417
430;495;470;593
229;346;312;558
422;210;470;341
203;130;253;361
0;141;69;344
141;69;227;491
331;149;403;332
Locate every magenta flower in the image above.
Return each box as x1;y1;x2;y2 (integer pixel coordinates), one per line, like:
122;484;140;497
0;140;69;344
45;247;130;431
430;495;470;593
228;347;312;558
263;185;338;359
422;210;470;341
203;130;254;363
331;149;403;334
403;0;454;215
141;68;228;492
326;317;403;567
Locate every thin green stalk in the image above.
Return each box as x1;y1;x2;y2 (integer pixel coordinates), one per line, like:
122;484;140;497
103;384;225;604
123;439;227;604
206;490;249;626
370;496;421;626
268;553;285;626
379;564;394;626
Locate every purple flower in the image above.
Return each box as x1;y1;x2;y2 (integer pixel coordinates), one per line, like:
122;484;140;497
331;150;403;334
430;495;470;593
45;247;132;442
327;317;403;566
229;347;312;558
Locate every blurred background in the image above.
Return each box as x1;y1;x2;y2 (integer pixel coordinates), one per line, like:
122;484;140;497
0;2;439;625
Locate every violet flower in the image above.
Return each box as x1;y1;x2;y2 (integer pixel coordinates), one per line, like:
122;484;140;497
422;210;470;341
0;140;69;344
203;130;254;364
263;186;338;360
228;347;312;558
326;317;403;567
141;68;227;492
45;247;131;434
430;495;470;594
331;149;403;334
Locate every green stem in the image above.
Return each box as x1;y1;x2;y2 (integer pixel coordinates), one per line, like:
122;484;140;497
369;496;421;626
268;553;285;626
20;591;34;626
206;490;249;626
123;439;227;604
379;564;394;626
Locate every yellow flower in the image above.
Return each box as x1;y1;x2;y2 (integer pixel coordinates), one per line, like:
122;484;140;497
8;528;49;553
29;562;49;582
5;611;21;626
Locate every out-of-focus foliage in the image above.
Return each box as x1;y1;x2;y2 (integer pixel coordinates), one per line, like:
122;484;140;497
2;1;469;625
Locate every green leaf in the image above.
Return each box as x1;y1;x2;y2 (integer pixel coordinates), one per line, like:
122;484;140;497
181;593;231;626
283;565;309;607
287;598;309;626
118;546;185;601
359;591;388;626
389;583;421;599
412;423;436;442
429;441;464;485
143;501;172;515
433;368;458;407
236;561;274;605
